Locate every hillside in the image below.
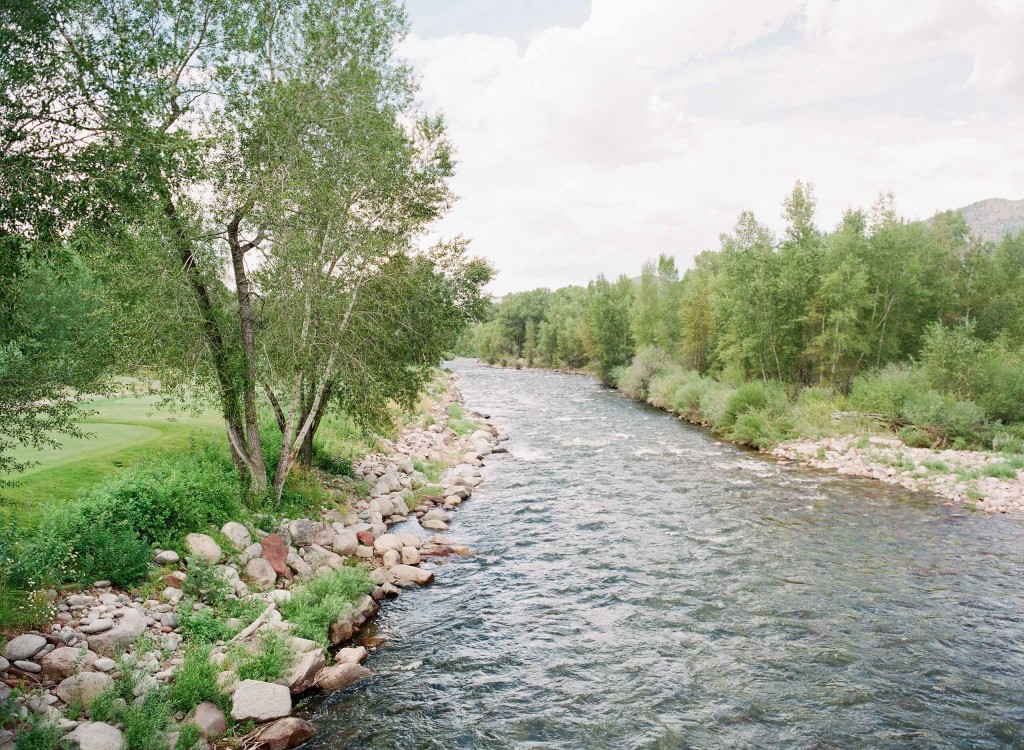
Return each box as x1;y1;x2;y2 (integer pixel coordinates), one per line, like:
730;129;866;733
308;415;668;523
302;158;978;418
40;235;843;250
954;197;1024;241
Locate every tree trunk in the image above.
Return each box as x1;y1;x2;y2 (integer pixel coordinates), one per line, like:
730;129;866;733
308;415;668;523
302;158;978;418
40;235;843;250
227;215;267;495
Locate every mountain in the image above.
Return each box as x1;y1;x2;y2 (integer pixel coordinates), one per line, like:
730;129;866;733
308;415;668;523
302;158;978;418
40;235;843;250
953;198;1024;241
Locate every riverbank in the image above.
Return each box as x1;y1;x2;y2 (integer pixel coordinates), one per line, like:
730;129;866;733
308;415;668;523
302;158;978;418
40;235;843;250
0;373;509;750
485;358;1024;514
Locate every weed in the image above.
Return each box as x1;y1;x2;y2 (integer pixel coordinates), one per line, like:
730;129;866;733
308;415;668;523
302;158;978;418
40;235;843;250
229;631;292;682
169;646;227;713
279;567;373;646
985;462;1019;480
14;718;63;750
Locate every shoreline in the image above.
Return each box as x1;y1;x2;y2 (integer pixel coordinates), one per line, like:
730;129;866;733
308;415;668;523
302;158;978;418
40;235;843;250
477;359;1023;515
1;372;509;749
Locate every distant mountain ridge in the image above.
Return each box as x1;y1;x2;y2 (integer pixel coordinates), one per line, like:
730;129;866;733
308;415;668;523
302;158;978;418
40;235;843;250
952;198;1024;241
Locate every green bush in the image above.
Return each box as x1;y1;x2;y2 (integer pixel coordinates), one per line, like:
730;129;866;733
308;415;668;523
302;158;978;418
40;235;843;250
898;426;934;448
312;452;354;477
178;608;231;645
121;692;173;750
698;381;734;428
279;567;373;646
616;347;674;400
669;379;708;417
901;390;988;442
169;647;227;713
730;409;793;449
849;364;921;422
647;369;692;411
181;557;232;606
722;380;788;428
14;718;63;750
229;631;292;682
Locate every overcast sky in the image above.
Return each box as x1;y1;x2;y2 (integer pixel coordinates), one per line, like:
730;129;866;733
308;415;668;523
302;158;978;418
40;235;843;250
401;0;1023;295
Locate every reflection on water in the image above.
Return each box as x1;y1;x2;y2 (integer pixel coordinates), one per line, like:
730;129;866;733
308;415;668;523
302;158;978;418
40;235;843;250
300;360;1024;750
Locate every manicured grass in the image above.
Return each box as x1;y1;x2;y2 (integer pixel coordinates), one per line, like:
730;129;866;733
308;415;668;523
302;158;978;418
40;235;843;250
0;394;222;521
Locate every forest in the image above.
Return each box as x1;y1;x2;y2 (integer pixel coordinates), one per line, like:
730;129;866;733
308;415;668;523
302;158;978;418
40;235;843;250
468;183;1024;452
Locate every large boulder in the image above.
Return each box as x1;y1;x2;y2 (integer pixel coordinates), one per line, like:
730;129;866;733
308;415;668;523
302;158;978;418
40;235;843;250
231;680;291;723
287;519;321;548
40;646;98;679
330;529;359;557
192;701;227;737
372;534;403;555
335;646;367;665
302;544;343;572
65;722;124;750
56;672;113;708
185;533;222;563
389;565;434;585
315;662;370;693
285;650;325;694
250;718;314;750
260;534;290;578
244;558;277;592
3;634;46;662
87;608;147;657
400;547;421;566
221;522;252;551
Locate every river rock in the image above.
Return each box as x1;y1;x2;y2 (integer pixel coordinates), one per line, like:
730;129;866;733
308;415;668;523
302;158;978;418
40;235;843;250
192;701;227;737
401;547;421;565
240;542;263;564
245;558;277;591
355;530;374;546
81;618;114;634
303;544;344;571
4;634;46;662
154;550;180;566
286;650;325;694
231;680;291;722
40;647;98;679
221;522;252;550
288;519;320;548
251;717;315;750
330;530;358;556
372;533;403;554
185;533;222;563
14;660;41;673
261;534;290;578
315;662;370;693
397;532;422;548
88;608;147;657
65;721;125;750
93;658;116;673
56;672;113;708
328;618;353;645
335;646;367;664
389;565;434;585
0;656;8;672
381;549;400;569
369;568;394;585
421;519;448;531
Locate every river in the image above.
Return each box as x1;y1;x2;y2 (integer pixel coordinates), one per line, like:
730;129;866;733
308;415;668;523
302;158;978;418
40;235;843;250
301;359;1024;749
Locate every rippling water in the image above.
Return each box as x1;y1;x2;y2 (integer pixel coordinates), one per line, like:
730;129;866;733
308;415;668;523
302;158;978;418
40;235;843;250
301;359;1024;749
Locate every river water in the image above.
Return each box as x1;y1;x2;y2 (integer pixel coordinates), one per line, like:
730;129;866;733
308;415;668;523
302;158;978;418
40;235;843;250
302;359;1024;749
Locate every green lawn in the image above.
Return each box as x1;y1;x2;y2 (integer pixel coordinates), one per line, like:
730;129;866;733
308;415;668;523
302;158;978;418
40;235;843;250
1;394;223;521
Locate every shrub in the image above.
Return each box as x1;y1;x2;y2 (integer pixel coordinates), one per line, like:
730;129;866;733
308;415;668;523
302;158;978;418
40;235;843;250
14;718;63;750
229;631;292;682
647;369;693;411
901;390;988;443
181;557;232;607
178;608;231;645
312;452;353;477
176;725;203;750
722;380;788;428
898;426;934;448
698;381;734;428
616;347;674;400
985;462;1020;480
670;379;708;417
730;409;793;449
849;364;921;422
279;567;373;646
69;525;151;587
121;692;173;750
170;647;227;713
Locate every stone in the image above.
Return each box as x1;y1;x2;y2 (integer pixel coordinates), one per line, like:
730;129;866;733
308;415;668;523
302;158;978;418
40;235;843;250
88;608;147;657
40;647;98;679
260;534;290;578
250;718;315;750
288;519;321;548
303;544;344;571
93;658;116;673
330;530;358;557
14;660;41;673
192;701;227;737
315;662;370;693
155;550;180;566
161;612;180;629
372;534;403;554
0;656;8;672
217;671;237;694
245;558;277;591
389;565;434;585
221;522;252;550
369;568;394;585
312;526;335;548
397;532;421;548
65;722;125;750
328;618;353;645
286;637;321;655
285;649;325;694
3;634;46;662
355;545;373;558
401;547;421;566
185;533;222;563
421;519;448;531
382;549;400;569
231;680;291;723
422;508;450;523
286;552;313;578
56;672;113;708
335;646;367;664
240;543;263;565
355;530;375;546
82;618;115;634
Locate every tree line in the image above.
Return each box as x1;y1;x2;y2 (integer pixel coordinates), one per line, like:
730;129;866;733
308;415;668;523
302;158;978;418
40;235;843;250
469;183;1024;442
1;0;491;501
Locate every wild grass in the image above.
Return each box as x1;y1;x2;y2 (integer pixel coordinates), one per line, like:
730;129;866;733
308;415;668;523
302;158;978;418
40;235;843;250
278;567;373;646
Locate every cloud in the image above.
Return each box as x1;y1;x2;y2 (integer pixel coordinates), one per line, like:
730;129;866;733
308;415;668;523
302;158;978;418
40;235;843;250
401;1;1024;294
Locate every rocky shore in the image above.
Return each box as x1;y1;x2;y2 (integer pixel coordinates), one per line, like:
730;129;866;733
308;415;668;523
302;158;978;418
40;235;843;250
773;436;1024;514
0;374;508;750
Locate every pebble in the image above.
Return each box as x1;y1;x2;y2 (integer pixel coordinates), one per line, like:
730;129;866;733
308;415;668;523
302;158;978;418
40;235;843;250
14;660;42;673
93;658;116;672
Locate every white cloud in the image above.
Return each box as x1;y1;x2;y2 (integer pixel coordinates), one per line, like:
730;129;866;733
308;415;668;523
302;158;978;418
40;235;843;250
401;0;1024;294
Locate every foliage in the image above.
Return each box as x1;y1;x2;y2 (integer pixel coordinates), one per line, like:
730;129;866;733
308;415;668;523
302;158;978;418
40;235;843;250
279;567;373;646
169;647;228;713
13;717;63;750
178;609;232;646
229;631;292;682
181;558;232;607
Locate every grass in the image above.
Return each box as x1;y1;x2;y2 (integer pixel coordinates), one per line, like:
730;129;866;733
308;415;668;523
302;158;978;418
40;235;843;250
169;647;228;713
278;567;373;646
228;630;292;682
1;394;221;521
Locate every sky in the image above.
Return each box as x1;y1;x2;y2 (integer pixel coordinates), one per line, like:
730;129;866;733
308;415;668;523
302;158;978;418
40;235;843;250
401;0;1024;295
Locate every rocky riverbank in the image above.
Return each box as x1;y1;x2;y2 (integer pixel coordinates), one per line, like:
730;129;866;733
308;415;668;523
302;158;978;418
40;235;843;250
0;374;508;750
773;436;1024;514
